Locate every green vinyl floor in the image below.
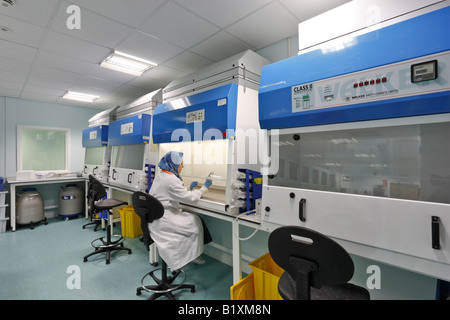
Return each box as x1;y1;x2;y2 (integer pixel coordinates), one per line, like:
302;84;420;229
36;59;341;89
0;216;233;300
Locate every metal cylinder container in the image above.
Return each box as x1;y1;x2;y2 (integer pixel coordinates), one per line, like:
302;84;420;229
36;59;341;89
16;188;44;225
59;184;84;219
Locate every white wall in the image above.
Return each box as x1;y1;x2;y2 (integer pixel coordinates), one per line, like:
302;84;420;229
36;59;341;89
1;97;98;177
0;96;99;217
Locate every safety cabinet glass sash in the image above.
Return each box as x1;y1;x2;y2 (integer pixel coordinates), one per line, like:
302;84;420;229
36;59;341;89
111;144;146;170
270;122;449;204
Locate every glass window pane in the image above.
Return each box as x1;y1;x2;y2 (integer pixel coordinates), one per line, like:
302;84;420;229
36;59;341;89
21;128;67;171
270;122;449;204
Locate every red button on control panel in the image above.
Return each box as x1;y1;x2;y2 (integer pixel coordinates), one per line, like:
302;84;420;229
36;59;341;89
353;77;388;88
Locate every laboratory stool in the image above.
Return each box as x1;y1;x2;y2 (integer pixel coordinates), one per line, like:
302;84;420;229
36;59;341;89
83;177;131;264
132;191;195;300
269;225;370;300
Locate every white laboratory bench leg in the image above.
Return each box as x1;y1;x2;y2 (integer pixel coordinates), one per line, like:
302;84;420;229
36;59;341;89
232;219;242;284
10;185;16;232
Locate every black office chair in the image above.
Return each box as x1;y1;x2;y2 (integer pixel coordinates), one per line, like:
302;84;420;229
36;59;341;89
83;176;132;264
132;191;196;300
268;226;370;300
82;175;102;231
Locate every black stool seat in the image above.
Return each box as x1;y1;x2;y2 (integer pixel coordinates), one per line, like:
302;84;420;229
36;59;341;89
132;191;195;300
269;226;370;300
278;272;370;300
95;198;128;210
83;176;132;265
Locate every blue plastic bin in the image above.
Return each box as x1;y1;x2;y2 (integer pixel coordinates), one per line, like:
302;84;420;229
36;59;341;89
0;177;4;192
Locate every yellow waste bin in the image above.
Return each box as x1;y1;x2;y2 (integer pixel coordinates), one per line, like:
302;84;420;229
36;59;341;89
119;205;142;238
230;253;284;300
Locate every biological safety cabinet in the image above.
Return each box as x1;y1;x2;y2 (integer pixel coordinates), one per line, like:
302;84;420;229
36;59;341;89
258;4;450;280
82;106;118;183
108;89;162;192
153;50;270;216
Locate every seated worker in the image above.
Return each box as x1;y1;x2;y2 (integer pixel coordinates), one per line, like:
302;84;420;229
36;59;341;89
149;151;213;270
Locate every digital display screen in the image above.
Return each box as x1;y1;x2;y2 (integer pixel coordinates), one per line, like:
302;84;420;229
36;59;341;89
411;60;438;83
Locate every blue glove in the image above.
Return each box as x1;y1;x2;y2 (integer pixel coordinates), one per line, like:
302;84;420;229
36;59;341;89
190;181;198;190
204;178;212;189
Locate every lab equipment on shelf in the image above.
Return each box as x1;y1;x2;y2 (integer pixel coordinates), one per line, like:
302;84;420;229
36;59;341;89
230;169;262;215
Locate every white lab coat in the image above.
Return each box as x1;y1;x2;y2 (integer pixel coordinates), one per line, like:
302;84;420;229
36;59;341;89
149;171;207;270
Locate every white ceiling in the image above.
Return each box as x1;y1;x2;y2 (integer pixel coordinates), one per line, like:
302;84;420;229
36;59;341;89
0;0;350;110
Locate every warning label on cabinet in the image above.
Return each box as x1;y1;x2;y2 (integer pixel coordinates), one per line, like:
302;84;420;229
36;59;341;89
292;83;314;112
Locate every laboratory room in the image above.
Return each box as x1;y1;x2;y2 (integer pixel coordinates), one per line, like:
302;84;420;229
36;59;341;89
0;0;449;306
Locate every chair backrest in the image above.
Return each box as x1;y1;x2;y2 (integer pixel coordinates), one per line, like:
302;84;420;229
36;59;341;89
132;191;164;251
269;226;355;299
88;175;106;202
87;175;94;200
86;175;106;218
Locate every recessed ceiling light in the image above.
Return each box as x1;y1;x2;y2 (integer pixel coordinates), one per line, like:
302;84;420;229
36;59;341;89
63;91;100;103
1;0;15;8
100;51;157;76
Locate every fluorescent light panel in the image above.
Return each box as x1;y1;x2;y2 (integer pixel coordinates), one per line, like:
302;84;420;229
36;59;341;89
100;51;157;76
63;91;99;103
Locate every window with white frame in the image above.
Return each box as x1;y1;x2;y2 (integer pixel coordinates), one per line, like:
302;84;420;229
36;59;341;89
17;125;70;173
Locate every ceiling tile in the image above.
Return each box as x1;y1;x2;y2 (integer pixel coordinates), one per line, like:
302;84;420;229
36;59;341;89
35;50;93;75
41;30;110;63
164;51;214;74
126;75;168;91
0;0;61;27
20;91;59;103
0;39;37;63
0;56;32;74
174;0;271;28
189;31;254;62
226;2;299;49
116;30;183;65
22;83;65;97
51;1;134;49
30;65;81;84
0;69;26;84
102;84;151;106
0;79;23;91
0;14;46;48
27;76;74;92
279;0;351;21
141;65;189;84
69;0;166;28
138;1;219;49
72;75;122;92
